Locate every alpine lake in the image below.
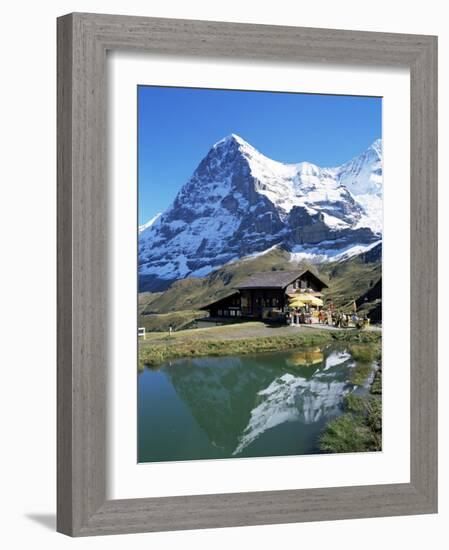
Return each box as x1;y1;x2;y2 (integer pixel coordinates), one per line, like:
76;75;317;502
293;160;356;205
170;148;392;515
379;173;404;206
138;343;380;463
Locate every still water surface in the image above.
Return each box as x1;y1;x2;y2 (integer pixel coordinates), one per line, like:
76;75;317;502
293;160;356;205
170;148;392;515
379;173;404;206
138;345;377;462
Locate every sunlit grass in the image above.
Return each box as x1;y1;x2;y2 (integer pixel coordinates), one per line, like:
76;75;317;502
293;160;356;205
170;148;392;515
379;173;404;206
347;343;380;363
138;330;334;369
138;326;382;370
319;368;382;454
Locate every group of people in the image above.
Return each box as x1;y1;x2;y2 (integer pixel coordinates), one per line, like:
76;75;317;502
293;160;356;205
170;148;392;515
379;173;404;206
289;308;370;329
322;310;370;329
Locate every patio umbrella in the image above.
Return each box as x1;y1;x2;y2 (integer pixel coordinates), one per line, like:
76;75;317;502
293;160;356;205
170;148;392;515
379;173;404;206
288;296;307;308
299;295;324;307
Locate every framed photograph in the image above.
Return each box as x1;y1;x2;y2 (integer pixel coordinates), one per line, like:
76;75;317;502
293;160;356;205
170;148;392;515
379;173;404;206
57;13;437;536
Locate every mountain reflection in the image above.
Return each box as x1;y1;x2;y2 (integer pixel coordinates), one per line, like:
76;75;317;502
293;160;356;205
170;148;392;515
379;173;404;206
165;347;356;456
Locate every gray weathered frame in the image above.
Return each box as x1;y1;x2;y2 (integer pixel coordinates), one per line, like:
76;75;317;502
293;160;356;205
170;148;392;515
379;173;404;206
57;12;438;537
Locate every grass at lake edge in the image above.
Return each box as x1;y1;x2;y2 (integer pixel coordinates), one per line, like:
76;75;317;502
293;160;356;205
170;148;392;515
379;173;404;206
319;366;382;453
138;325;381;370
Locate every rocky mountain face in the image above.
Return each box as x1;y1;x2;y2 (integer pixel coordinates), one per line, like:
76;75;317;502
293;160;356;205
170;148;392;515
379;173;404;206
139;134;382;291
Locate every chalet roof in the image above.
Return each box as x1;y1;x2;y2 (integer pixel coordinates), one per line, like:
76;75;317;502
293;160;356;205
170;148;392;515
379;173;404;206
235;269;328;290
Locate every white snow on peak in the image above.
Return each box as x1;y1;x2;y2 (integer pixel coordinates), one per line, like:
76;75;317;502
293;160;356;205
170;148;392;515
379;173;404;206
331;141;383;232
211;135;382;226
370;138;382;156
213;133;249;148
227;137;380;230
335;141;382;196
138;212;162;233
214;136;312;216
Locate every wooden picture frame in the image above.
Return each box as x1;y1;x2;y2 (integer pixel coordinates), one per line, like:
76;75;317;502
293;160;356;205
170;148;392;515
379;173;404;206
57;12;438;536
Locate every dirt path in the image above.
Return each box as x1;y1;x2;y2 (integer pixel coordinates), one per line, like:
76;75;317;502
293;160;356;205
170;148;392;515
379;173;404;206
141;322;326;346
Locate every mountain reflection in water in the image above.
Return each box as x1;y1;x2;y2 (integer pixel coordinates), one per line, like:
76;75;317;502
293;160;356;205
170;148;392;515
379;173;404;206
138;346;375;462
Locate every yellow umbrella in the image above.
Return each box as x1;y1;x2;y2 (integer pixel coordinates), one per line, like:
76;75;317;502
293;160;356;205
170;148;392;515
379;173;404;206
289;296;307;308
298;295;324;307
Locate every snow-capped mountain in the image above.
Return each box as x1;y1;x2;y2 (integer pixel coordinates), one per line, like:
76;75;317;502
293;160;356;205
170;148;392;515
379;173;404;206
334;139;382;234
139;134;382;289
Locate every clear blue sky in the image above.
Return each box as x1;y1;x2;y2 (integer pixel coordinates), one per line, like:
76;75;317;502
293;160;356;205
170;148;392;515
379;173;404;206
138;86;382;225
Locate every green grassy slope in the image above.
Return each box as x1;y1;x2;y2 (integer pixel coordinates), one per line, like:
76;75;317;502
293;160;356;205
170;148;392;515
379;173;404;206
143;247;298;313
138;309;208;332
139;245;382;317
138;291;163;315
321;257;381;309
